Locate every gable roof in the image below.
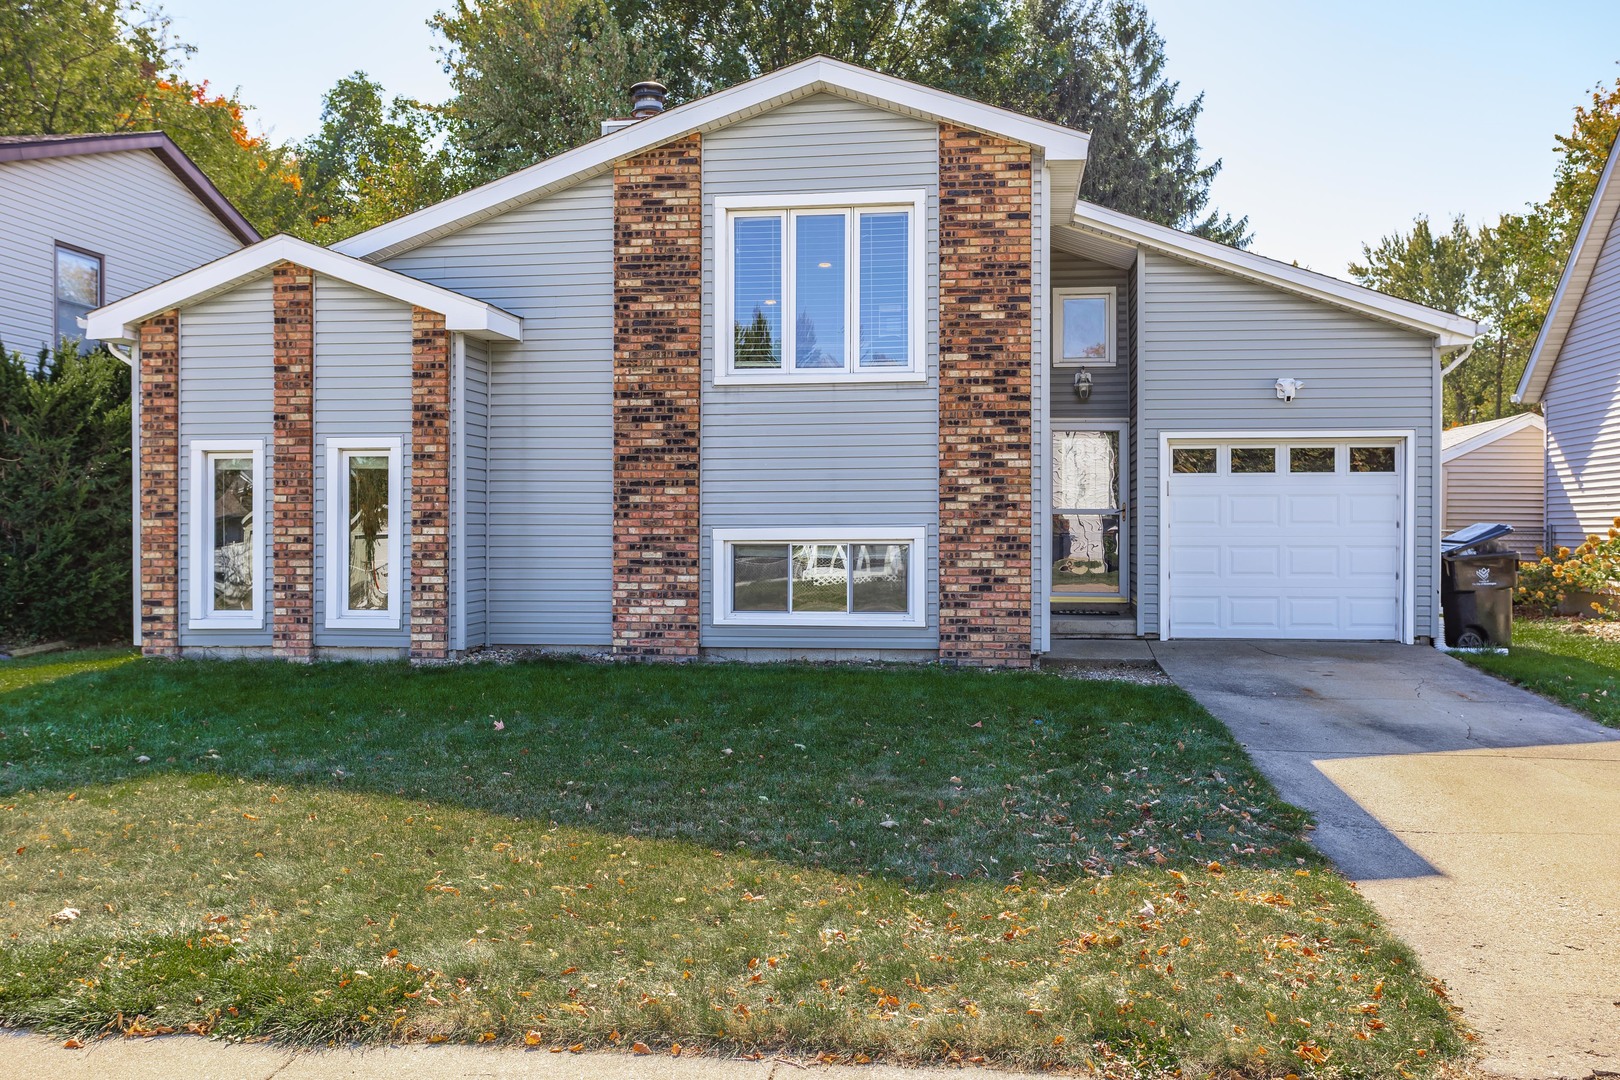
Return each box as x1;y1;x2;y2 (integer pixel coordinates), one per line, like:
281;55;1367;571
1514;134;1620;405
1440;411;1544;462
1064;202;1481;347
334;55;1092;263
85;233;522;343
0;131;259;244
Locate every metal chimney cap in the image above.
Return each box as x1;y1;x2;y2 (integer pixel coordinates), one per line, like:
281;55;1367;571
630;80;669;119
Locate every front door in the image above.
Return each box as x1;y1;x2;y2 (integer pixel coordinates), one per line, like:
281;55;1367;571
1051;425;1128;603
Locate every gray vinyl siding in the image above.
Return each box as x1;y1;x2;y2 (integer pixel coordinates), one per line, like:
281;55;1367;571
1543;210;1620;549
1050;252;1131;420
312;277;414;649
0;151;240;356
1443;426;1544;559
459;337;490;649
176;280;275;647
1137;252;1440;639
384;177;613;647
700;94;940;650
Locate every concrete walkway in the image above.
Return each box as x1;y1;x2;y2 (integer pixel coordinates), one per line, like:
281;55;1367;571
1152;640;1620;1080
0;1033;1017;1079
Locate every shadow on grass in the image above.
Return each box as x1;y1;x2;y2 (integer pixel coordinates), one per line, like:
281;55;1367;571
0;652;1316;885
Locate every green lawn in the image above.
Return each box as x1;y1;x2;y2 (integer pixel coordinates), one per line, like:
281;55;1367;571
0;651;1460;1074
1462;617;1620;728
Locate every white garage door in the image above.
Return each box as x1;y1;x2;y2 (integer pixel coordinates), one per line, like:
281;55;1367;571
1164;440;1405;640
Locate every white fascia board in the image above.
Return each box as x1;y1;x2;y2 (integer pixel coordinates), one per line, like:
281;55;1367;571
334;55;1090;262
1070;202;1481;347
86;234;523;343
1439;412;1544;463
1515;136;1620;405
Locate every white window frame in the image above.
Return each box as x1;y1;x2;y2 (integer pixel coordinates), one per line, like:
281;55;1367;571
1053;286;1116;367
714;190;927;385
187;439;265;630
324;436;403;630
713;525;927;627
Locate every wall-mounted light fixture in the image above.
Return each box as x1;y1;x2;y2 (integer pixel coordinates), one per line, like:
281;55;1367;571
1073;368;1093;402
1275;377;1304;402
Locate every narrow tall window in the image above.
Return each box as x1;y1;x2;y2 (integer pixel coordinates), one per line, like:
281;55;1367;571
325;438;402;628
188;441;264;629
55;244;103;351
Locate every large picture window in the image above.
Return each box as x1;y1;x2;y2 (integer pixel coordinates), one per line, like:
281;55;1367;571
324;437;402;629
714;527;927;627
717;191;926;382
187;440;264;629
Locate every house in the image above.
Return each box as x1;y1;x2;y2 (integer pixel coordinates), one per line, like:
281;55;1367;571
0;132;257;358
1440;413;1545;559
1514;136;1620;551
86;58;1476;666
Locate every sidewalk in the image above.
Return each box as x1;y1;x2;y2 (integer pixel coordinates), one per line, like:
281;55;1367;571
0;1032;1025;1079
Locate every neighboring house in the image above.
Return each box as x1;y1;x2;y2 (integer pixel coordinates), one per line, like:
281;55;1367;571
1515;136;1620;551
87;58;1475;666
1440;413;1545;559
0;132;256;358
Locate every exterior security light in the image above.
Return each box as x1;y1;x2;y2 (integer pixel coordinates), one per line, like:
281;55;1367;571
1275;377;1304;402
1073;368;1093;402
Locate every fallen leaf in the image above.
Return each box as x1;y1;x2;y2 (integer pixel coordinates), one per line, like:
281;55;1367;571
50;908;80;924
63;1038;84;1049
524;1031;542;1047
632;1042;651;1055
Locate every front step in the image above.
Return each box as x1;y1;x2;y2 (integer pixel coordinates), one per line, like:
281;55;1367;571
1052;613;1137;639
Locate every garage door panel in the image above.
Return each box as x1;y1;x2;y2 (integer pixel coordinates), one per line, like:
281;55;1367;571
1166;439;1403;641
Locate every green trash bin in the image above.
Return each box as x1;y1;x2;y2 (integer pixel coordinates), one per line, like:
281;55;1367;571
1440;524;1518;648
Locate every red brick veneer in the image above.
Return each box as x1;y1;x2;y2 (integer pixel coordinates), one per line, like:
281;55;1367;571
271;261;315;660
137;312;181;656
937;125;1035;667
610;133;704;659
410;307;451;660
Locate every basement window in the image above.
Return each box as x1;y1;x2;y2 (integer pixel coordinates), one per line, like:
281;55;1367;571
714;527;926;626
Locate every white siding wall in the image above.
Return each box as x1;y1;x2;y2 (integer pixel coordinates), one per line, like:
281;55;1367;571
0;151;241;356
385;178;614;647
1138;252;1441;639
1443;425;1545;559
1544;211;1620;549
700;94;941;650
311;277;414;649
176;280;274;647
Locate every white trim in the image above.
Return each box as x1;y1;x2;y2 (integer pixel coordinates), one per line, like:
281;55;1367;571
86;234;523;344
713;191;927;385
1068;203;1479;347
1516;136;1620;404
1036;162;1053;656
1156;429;1417;644
333;56;1089;262
323;437;404;631
187;439;266;630
1049;420;1129;604
452;334;467;653
1052;286;1117;367
1440;412;1544;463
131;347;142;645
712;525;927;628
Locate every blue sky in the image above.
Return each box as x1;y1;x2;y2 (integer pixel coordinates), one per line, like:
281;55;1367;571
161;0;1616;274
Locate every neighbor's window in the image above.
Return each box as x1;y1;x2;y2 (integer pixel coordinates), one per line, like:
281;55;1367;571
1054;287;1115;366
325;438;402;628
55;244;103;351
717;529;925;626
720;193;924;379
188;441;263;628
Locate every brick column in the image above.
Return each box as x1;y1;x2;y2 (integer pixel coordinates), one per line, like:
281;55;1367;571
611;133;703;659
137;312;181;657
937;125;1035;667
271;262;315;661
410;308;451;660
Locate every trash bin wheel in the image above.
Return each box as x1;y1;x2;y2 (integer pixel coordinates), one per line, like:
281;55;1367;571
1455;626;1489;649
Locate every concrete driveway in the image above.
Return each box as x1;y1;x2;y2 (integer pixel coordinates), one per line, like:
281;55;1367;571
1151;640;1620;1080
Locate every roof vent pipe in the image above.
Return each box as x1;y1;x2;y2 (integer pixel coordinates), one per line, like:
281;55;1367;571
630;80;668;119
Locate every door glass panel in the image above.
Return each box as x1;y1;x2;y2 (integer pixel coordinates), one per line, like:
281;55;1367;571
1230;447;1276;473
1351;446;1396;472
1052;513;1121;595
1052;430;1119;509
1289;446;1336;473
